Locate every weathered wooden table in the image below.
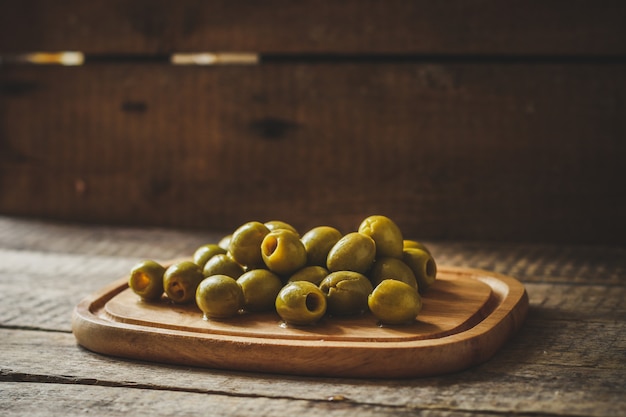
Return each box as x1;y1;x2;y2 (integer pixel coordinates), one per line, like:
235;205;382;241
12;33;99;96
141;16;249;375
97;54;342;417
1;215;624;416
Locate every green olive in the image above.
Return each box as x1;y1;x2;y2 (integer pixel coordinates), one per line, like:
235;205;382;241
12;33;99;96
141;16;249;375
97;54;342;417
195;275;244;319
275;281;327;326
228;221;270;268
319;271;373;316
403;248;437;293
368;257;418;291
403;239;431;254
218;234;232;251
202;253;244;279
237;269;283;312
287;265;329;286
358;215;404;259
326;232;376;274
261;229;307;275
264;220;299;235
301;226;342;267
128;260;166;301
192;243;227;269
163;261;204;304
368;279;422;325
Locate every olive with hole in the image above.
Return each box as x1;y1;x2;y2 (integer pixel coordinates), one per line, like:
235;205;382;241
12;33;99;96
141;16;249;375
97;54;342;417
287;265;329;286
319;271;373;316
237;269;283;312
403;248;437;293
196;275;244;319
261;229;307;275
228;221;270;268
129;260;166;301
326;232;376;274
301;226;342;267
275;281;327;326
163;261;204;304
202;253;244;279
368;279;422;325
358;215;404;259
193;244;227;269
369;257;418;291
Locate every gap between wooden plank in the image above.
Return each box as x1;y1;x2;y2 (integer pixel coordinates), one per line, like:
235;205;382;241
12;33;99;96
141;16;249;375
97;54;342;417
1;328;625;417
3;52;626;66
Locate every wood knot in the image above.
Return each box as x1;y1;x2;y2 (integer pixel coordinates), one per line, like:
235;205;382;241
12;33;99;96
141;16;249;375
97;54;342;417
249;118;298;140
121;101;148;113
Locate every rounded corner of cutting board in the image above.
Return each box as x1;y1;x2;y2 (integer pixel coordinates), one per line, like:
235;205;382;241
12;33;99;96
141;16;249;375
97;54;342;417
72;266;529;378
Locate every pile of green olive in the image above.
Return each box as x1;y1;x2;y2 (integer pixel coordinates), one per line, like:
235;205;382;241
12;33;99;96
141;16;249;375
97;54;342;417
128;215;437;326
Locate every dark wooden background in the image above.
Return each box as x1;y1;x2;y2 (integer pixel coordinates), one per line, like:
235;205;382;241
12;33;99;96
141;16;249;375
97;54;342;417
1;0;625;245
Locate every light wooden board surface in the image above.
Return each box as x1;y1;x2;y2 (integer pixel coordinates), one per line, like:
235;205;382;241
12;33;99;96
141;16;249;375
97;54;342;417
1;216;625;416
72;268;527;378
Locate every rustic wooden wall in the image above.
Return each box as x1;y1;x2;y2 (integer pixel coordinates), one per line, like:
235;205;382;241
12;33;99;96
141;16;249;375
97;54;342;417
1;1;625;245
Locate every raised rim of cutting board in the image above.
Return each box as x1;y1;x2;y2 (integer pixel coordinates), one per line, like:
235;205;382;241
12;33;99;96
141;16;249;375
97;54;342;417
72;266;528;378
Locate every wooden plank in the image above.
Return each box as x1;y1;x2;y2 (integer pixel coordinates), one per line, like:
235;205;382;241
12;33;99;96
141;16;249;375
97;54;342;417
2;377;624;417
426;242;626;286
2;63;625;244
0;249;139;332
0;216;216;259
1;217;624;284
2;329;625;416
1;0;625;55
0;382;428;417
1;219;624;415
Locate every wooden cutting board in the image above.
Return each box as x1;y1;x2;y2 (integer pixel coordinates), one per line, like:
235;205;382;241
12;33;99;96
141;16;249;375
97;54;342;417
72;266;528;378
